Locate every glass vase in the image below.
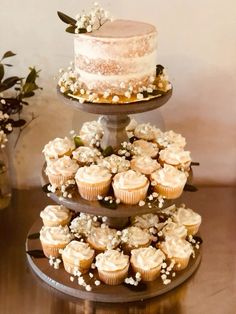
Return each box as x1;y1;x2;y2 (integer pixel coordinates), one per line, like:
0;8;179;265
0;147;11;209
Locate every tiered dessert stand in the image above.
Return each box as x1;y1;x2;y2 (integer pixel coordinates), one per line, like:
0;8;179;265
26;87;202;302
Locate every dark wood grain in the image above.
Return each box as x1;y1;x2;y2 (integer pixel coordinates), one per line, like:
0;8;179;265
26;218;202;303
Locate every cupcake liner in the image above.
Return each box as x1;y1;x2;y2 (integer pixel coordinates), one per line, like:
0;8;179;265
172;256;190;271
185;223;201;236
97;264;129;285
122;241;151;254
41;241;67;258
131;262;161;281
154;183;184;199
62;254;94;274
112;182;149;205
47;173;75;188
76;179;111;201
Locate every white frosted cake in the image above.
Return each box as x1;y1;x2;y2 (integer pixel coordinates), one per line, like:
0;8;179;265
74;19;157;95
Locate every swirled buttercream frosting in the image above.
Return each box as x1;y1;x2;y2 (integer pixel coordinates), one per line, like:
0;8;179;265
40;205;71;223
132;213;159;229
43;137;75;159
113;170;148;190
131;139;159;158
62;240;94;260
159;147;191;166
97;154;130;174
72;146;101;164
173;206;202;226
151;164;187;188
134;123;161;141
160;237;193;258
155;130;186;149
40;225;73;245
131;247;165;270
121;226;151;247
88;226;120;250
162;221;187;239
95;250;129;272
46;156;79;176
130;156;160;175
75;165;112;183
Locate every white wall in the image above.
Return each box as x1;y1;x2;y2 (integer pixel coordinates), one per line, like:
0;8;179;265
0;0;235;187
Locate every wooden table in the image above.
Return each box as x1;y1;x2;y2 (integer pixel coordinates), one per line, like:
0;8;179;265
0;187;235;314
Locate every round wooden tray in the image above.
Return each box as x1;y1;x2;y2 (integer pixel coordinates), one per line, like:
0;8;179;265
26;218;202;303
57;87;173;115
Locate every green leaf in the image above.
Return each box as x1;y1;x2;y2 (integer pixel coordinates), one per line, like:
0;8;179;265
57;11;76;25
22;91;35;98
156;64;164;76
12;119;26;127
3;64;13;67
66;25;76;34
26;250;46;258
99;199;118;210
0;76;21;92
191;161;200;166
184;184;198;192
25;67;37;84
74;136;84;148
78;28;87;33
1;51;16;60
28;232;40;240
102;146;114;157
0;64;4;82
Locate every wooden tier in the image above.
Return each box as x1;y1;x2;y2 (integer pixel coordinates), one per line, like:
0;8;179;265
26;218;202;303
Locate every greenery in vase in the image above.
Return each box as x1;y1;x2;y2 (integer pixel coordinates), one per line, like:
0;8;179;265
0;51;42;148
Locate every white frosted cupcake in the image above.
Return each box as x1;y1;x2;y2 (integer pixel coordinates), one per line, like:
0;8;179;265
130;156;160;175
61;240;95;274
159;146;191;171
87;226;120;251
159;237;193;271
121;226;151;252
150;164;187;199
79;120;104;146
40;225;73;258
172;206;202;235
72;146;101;166
97;154;130;174
70;213;100;238
131;247;165;281
131;140;159;158
112;170;149;205
131;213;159;230
40;205;72;227
155;130;186;149
162;221;188;239
95;250;129;285
45;156;79;187
134;123;161;141
75;165;112;201
43;137;75;162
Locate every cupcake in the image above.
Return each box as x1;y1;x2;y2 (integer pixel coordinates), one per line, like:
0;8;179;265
159;237;193;271
112;170;149;205
97;154;130;174
40;205;72;227
126;118;138;138
95;250;129;285
40;225;73;258
155;130;186;149
130;247;165;281
43;137;75;162
121;226;151;253
134;123;161;141
172;206;202;236
79;120;104;146
159;146;191;171
87;226;120;251
161;221;188;239
131;213;159;230
72;146;101;166
70;213;100;238
150;164;187;199
61;240;95;274
75;165;112;201
131;140;159;158
45;156;79;187
130;156;161;176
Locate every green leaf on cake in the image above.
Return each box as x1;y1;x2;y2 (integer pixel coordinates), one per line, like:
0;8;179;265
0;64;4;82
66;25;76;34
156;64;164;76
102;146;114;157
57;11;76;26
74;136;84;148
1;51;16;60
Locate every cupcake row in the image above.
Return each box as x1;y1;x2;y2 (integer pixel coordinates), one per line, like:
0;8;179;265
39;204;202;286
42;120;192;204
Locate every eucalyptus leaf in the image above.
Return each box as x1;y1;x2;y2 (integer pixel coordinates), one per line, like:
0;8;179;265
74;136;84;148
1;51;16;60
57;11;76;25
11;119;26;127
4;64;13;67
26;250;46;258
0;76;21;92
78;28;87;33
102;146;114;157
23;91;35;98
66;25;76;34
156;64;164;76
26;67;37;84
0;64;4;82
191;161;200;166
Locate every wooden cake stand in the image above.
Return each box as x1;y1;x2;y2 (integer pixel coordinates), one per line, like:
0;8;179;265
26;87;202;302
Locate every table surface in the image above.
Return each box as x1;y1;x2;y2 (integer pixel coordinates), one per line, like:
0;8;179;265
0;187;235;314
